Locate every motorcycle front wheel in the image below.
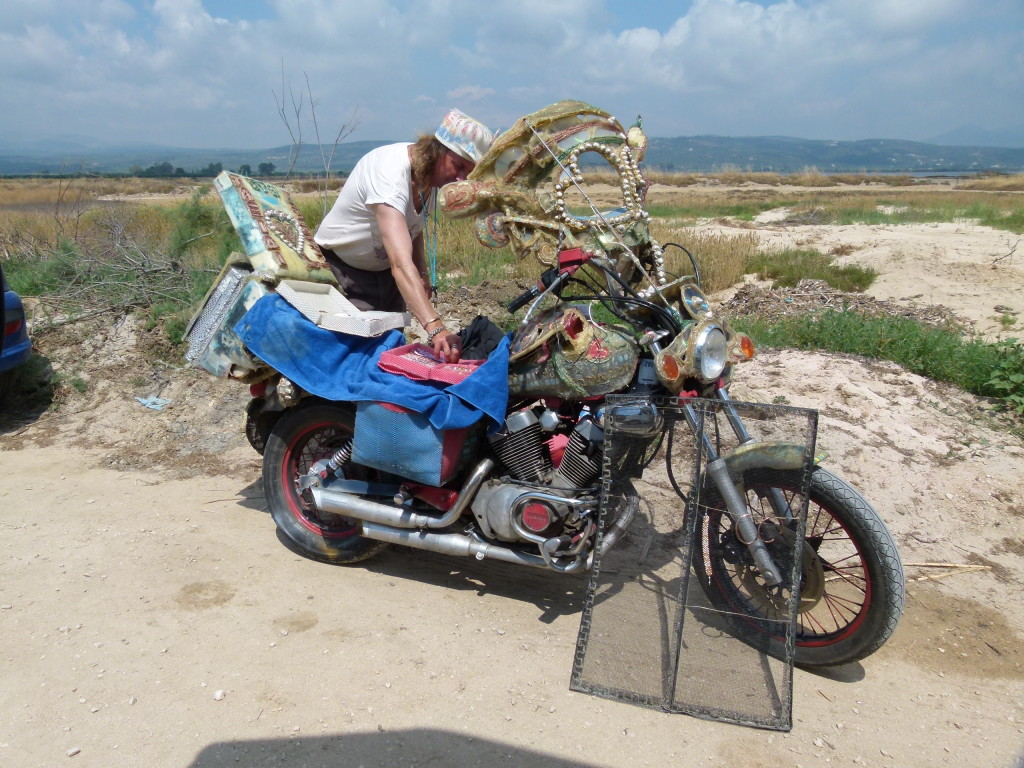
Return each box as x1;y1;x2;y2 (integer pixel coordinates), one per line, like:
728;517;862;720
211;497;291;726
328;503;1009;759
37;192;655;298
262;402;388;565
695;466;904;668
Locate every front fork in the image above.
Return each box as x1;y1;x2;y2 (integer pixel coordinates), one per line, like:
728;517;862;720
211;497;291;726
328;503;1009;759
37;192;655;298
681;386;796;587
715;386;795;520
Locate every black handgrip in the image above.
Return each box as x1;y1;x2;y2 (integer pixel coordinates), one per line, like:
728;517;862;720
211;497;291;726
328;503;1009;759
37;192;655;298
505;267;566;313
505;285;542;313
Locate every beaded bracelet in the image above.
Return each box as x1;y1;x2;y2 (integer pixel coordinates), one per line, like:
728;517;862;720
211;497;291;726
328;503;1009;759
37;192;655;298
426;325;447;343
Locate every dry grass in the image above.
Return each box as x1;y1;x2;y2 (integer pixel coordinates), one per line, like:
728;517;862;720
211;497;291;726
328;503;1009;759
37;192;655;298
641;170;705;187
960;173;1024;192
0;177;206;207
641;169;922;188
289;178;345;195
651;227;759;293
0;177;237;350
1;172;1018;311
0;184;199;263
635;176;998;221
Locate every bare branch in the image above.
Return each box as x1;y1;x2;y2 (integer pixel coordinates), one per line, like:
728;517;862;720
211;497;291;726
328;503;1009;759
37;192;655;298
306;72;326;173
993;239;1019;265
273;61;303;179
274;66;360;210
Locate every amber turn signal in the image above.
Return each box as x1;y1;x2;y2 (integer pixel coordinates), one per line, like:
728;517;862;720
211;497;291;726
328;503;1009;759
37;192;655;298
661;354;680;380
739;334;756;359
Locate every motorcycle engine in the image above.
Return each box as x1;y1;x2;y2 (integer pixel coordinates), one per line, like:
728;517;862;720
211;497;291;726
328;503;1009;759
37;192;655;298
470;406;603;543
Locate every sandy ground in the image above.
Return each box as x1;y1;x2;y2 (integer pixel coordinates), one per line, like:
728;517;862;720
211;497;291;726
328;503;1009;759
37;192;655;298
734;211;1023;340
2;210;1024;767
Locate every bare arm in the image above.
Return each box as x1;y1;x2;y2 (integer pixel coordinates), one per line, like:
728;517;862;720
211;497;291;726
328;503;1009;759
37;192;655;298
374;203;461;361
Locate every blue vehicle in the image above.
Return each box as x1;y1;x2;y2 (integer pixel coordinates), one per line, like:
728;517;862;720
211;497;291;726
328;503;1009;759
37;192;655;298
1;262;31;400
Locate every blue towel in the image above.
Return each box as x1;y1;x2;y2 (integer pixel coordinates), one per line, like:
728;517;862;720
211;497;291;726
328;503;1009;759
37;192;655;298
234;293;509;431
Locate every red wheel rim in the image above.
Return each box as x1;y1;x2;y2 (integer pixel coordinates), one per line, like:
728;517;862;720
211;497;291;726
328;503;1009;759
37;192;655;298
279;418;361;540
703;485;872;649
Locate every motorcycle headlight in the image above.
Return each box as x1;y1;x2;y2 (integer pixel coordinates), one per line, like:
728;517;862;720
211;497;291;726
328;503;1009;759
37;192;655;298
694;324;728;382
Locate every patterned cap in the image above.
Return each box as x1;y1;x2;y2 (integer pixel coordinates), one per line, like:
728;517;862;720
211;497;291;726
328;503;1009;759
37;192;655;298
435;109;494;164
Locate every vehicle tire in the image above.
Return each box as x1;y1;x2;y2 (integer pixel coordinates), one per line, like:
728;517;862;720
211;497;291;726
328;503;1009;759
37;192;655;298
695;465;904;667
245;397;283;455
0;369;13;403
262;402;387;565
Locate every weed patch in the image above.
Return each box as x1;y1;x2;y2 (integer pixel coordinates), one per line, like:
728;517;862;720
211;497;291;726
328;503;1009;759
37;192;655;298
3;191;230;353
745;248;876;292
987;339;1024;416
736;310;1018;412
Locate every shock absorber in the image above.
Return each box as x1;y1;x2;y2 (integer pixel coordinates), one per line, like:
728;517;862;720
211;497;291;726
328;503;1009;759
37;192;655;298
325;441;353;477
297;439;354;498
321;442;358;479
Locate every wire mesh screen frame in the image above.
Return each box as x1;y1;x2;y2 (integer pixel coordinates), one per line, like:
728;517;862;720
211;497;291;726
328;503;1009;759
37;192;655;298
184;263;251;364
570;395;818;731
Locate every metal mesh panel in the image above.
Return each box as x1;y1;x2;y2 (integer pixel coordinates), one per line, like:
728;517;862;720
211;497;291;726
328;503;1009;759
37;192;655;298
571;395;818;730
184;264;251;363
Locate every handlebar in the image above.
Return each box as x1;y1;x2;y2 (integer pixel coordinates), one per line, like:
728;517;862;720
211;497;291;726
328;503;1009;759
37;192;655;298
505;266;570;313
507;253;684;337
505;284;542;313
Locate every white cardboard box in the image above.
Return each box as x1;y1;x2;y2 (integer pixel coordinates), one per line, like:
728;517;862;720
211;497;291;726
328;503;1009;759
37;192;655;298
276;279;410;337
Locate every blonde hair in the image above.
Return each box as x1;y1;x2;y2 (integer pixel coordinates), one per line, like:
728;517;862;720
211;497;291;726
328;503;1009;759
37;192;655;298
410;134;447;188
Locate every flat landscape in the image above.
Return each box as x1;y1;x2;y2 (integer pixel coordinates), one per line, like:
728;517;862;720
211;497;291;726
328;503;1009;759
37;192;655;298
1;180;1023;767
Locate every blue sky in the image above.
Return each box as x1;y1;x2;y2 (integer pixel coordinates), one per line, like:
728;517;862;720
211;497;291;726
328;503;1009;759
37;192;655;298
2;0;1023;150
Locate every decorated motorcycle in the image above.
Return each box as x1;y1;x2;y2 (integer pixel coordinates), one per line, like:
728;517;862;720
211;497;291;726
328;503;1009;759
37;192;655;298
185;101;903;676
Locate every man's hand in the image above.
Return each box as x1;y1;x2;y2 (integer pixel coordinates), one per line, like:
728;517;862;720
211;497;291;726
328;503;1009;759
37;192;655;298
432;331;462;363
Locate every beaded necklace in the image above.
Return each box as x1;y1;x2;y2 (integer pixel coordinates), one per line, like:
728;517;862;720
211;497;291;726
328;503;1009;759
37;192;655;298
421;188;439;300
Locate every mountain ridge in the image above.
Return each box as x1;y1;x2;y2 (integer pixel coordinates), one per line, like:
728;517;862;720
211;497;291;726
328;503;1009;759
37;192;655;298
1;135;1022;176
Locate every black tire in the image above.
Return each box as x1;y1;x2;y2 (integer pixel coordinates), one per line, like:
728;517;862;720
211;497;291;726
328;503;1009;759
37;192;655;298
245;398;269;454
696;465;904;667
0;369;13;404
262;402;387;565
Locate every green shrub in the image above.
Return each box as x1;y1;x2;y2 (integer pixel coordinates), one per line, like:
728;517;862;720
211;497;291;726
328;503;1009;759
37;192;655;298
987;339;1024;415
736;310;1011;407
168;193;218;259
4;239;81;296
744;248;877;292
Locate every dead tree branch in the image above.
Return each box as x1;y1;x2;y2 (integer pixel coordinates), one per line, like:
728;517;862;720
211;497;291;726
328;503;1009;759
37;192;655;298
274;64;360;198
273;61;304;179
993;239;1018;265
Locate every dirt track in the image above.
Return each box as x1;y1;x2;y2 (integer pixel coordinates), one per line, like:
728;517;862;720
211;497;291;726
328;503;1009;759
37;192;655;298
2;215;1024;767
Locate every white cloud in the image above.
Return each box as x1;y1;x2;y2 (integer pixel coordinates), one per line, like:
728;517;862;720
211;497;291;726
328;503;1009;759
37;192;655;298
151;0;216;36
0;23;79;85
826;0;972;33
446;86;496;103
0;0;1020;149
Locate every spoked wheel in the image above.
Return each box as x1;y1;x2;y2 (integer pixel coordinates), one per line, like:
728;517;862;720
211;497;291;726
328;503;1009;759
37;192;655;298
262;402;387;564
696;466;904;667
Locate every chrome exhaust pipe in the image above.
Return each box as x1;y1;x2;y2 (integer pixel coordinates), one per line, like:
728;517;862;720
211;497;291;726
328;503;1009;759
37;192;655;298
312;456;590;572
360;523;553;569
309;459;493;530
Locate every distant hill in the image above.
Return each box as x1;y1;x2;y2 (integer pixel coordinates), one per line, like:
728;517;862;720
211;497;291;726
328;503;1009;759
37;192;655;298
1;135;1023;176
0;141;390;177
927;124;1024;148
646;136;1024;173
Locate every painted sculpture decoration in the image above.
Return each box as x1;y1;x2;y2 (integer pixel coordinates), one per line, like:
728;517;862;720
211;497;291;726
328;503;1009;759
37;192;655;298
440;100;668;302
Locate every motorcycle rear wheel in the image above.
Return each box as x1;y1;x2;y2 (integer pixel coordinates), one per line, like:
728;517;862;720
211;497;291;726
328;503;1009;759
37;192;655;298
263;402;387;565
695;466;904;667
